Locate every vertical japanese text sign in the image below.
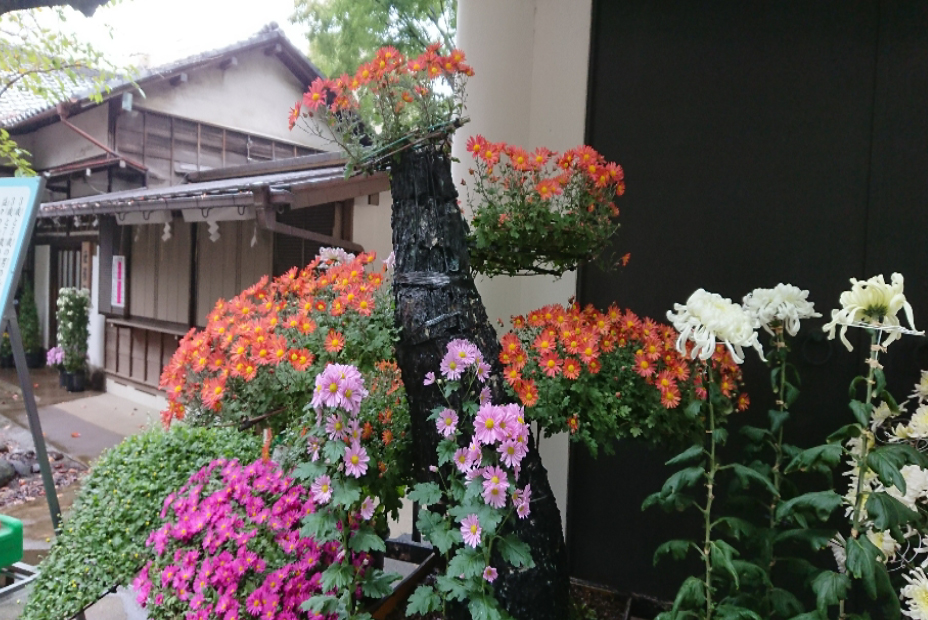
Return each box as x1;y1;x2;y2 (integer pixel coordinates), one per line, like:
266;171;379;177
111;255;125;308
0;178;44;319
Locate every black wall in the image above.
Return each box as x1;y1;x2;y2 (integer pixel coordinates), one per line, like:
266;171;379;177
571;0;928;598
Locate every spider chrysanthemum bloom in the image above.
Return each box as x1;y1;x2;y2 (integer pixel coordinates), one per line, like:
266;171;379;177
743;283;821;336
822;272;917;351
667;289;763;364
901;567;928;619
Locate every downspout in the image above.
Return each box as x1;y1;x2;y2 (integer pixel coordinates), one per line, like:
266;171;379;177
253;188;364;253
56;104;148;173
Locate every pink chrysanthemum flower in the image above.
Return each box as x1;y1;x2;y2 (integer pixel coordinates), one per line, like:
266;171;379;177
439;352;465;380
483;566;499;583
423;371;436;386
498;439;526;469
311;475;333;505
306;436;321;462
447;338;479;367
344;442;370;478
475;361;491;382
436;408;459;438
479;387;491;405
360;496;375;520
311;367;343;410
453;448;471;473
514;484;532;519
325;414;347;441
474;404;504;445
461;514;482;548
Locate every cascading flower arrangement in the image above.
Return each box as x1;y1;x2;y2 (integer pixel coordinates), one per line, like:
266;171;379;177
498;301;747;455
158;248;402;434
404;339;535;620
463;137;625;276
290;44;472;171
135;458;341;620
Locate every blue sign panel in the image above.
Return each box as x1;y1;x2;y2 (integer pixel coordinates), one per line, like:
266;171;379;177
0;178;44;320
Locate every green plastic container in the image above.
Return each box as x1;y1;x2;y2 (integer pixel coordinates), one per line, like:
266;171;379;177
0;515;23;567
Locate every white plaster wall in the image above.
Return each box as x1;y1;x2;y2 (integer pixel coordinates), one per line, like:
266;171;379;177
453;0;594;533
351;191;394;262
136;49;334;152
88;251;105;370
29;105;108;170
33;246;50;349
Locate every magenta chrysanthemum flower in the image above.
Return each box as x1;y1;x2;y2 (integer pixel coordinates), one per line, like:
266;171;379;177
344;442;370;478
311;475;333;504
436;408;459;438
483;566;499;583
461;514;482;548
423;371;436;386
360;496;375;520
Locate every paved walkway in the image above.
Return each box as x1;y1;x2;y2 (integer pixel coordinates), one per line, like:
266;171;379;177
0;366;157;619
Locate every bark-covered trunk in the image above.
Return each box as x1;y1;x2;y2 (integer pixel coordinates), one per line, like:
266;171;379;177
390;145;569;620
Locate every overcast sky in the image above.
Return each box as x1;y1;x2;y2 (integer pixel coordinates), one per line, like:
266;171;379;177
50;0;307;67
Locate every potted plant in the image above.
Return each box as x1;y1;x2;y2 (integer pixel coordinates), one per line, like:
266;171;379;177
19;279;44;369
56;287;90;392
46;346;65;387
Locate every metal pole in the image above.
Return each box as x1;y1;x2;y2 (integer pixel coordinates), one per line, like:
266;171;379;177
5;313;62;532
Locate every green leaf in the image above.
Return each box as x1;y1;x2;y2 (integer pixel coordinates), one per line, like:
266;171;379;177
715;516;757;541
407;482;443;507
714;427;729;444
302;510;338;542
434;575;469;602
428;519;460;555
321;562;355;591
728;463;779;497
437;440;458;466
715;604;763;620
776;491;842;527
302;595;339;614
849;400;873;426
784;445;843;475
665;444;704;467
739;425;771;443
447;547;485;579
811;570;851;617
845;536;879;599
497;534;534;568
671;576;706;617
710;540;740;588
331;478;361;508
784;383;800;407
873;560;901;619
867;448;909;494
292;461;326;482
654;539;694;565
866;492;921;530
826;424;862;444
685;399;703;420
768;587;804;618
406;585;441;616
416;509;444;537
350;526;386;553
362;570;400;598
874;368;887;395
773;528;835;551
662;466;705;496
469;593;503;620
769;409;790;434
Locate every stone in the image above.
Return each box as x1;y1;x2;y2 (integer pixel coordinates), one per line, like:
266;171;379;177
8;458;30;478
0;460;15;487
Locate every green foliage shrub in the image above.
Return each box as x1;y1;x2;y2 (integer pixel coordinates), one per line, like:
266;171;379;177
21;425;261;620
18;278;41;355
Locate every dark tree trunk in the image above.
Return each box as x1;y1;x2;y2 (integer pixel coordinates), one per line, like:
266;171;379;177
390;145;570;620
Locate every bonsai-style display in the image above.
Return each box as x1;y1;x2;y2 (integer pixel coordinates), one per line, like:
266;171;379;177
56;287;90;390
18;279;43;368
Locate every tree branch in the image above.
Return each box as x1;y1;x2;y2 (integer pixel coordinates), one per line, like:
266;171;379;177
0;0;109;17
0;60;87;101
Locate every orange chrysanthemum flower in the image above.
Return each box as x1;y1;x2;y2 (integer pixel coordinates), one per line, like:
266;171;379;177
325;330;346;353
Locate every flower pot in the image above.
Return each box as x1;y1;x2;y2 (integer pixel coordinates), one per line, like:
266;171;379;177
65;370;86;393
58;369;66;388
25;350;45;369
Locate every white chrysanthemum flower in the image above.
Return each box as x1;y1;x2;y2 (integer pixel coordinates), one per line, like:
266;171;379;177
901;567;928;619
866;528;900;562
914;371;928;402
828;534;847;574
823;273;918;351
743;283;821;336
667;289;764;364
871;402;894;432
896;404;928;441
884;465;928;511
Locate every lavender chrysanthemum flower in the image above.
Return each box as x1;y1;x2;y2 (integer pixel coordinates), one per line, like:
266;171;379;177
439;352;465;380
360;496;375;520
423;371;436;386
482;566;498;583
447;338;479;367
325;414;347;441
311;475;333;505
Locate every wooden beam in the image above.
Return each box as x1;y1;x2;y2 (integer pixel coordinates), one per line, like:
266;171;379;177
291;174;390;209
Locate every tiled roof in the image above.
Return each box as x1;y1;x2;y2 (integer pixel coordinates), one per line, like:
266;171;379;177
1;24;323;129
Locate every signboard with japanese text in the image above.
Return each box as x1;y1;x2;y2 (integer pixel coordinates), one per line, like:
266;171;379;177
0;178;44;320
111;255;125;308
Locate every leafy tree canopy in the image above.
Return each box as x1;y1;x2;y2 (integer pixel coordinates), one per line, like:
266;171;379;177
0;3;120;174
0;1;109;17
292;0;456;79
